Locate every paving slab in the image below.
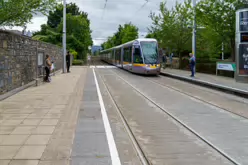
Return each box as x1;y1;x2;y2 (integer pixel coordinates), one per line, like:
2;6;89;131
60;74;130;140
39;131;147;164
71;69;111;165
161;68;248;97
100;68;233;165
113;68;248;164
0;67;87;165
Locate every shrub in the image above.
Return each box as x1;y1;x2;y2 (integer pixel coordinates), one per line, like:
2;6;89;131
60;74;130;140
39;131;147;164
72;59;84;65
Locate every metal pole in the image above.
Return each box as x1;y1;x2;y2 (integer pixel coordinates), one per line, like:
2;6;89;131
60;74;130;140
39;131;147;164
222;42;224;60
192;0;196;57
62;0;66;73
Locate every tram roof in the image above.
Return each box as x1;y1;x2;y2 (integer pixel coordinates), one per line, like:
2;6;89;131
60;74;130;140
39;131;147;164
100;38;157;53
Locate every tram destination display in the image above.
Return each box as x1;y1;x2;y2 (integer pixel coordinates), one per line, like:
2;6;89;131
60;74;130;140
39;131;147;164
239;44;248;75
240;11;248;31
241;33;248;42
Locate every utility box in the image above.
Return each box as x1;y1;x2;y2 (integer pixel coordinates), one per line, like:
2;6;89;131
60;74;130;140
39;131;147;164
235;8;248;83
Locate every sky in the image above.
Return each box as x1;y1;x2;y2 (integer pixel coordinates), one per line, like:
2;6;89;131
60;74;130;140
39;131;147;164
10;0;184;46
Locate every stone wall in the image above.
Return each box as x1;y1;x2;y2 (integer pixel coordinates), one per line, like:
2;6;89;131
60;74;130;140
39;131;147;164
0;30;63;95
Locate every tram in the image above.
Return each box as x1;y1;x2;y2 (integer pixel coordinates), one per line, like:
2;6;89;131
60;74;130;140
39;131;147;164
99;38;161;75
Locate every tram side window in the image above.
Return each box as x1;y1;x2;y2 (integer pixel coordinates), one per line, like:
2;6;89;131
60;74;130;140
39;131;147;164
111;50;114;60
124;47;132;62
128;47;132;62
115;49;120;62
123;47;129;62
133;46;143;63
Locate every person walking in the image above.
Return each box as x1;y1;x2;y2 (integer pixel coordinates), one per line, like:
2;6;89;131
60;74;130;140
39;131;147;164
66;51;71;73
87;55;91;66
44;54;52;82
189;53;196;77
162;54;167;69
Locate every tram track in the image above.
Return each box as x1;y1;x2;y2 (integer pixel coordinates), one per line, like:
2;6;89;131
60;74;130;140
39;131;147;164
97;68;238;165
96;69;150;165
146;77;248;121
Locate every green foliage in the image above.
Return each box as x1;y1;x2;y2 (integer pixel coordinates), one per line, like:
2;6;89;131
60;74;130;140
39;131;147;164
196;0;247;61
70;49;78;59
72;59;84;65
47;2;89;28
32;2;93;60
148;0;192;67
0;0;57;26
147;0;247;63
101;22;138;49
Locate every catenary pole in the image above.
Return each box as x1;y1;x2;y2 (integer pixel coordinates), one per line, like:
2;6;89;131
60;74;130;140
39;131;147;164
62;0;66;73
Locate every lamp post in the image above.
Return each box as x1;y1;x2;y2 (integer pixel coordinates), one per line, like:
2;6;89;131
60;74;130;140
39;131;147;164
192;0;196;57
62;0;66;73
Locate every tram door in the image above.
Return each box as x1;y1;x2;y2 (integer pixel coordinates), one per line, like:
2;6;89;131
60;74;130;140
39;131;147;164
132;45;143;64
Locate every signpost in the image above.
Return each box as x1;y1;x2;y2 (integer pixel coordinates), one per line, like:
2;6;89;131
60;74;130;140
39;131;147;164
235;8;248;82
216;61;236;76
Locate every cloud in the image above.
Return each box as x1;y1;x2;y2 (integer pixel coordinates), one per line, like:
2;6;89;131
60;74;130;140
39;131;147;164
10;0;184;45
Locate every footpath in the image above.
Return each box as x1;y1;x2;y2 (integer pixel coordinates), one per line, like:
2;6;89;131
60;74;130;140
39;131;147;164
160;68;248;97
0;67;87;165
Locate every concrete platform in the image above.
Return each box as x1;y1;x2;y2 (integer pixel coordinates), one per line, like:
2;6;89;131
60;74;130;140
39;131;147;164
160;68;248;98
70;69;112;165
0;67;87;165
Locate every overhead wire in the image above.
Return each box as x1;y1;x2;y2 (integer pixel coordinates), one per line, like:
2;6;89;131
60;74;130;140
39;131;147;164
101;0;108;19
97;0;150;41
134;0;149;15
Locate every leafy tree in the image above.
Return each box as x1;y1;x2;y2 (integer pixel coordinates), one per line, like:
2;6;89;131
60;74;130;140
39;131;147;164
148;0;192;67
120;23;139;43
101;22;138;49
196;0;247;61
47;2;88;28
0;0;56;26
57;13;92;59
32;3;92;60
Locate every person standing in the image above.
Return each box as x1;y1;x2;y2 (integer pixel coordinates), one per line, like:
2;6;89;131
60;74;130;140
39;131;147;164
169;53;173;68
162;54;167;69
44;54;52;82
66;51;71;73
189;53;196;77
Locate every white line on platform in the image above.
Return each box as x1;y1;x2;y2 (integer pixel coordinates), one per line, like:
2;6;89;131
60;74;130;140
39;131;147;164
93;68;121;165
90;65;117;68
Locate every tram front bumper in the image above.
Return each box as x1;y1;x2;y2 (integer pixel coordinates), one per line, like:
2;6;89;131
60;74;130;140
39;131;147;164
144;65;161;75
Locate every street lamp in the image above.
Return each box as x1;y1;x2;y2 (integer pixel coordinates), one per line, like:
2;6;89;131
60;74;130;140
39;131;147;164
62;0;66;73
192;0;196;58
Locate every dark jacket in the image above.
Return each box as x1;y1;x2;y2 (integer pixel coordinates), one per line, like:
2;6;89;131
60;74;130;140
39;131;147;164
66;54;70;63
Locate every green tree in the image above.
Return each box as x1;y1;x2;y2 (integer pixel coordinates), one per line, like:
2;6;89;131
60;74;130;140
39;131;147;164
120;23;139;43
47;2;88;28
149;0;192;67
101;22;138;49
196;0;247;61
32;3;93;60
57;13;92;59
0;0;56;26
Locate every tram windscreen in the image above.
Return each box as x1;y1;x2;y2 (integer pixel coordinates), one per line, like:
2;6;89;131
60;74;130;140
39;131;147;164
140;41;158;64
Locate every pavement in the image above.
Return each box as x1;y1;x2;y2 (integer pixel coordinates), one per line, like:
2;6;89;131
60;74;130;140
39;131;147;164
160;68;248;97
0;67;87;165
